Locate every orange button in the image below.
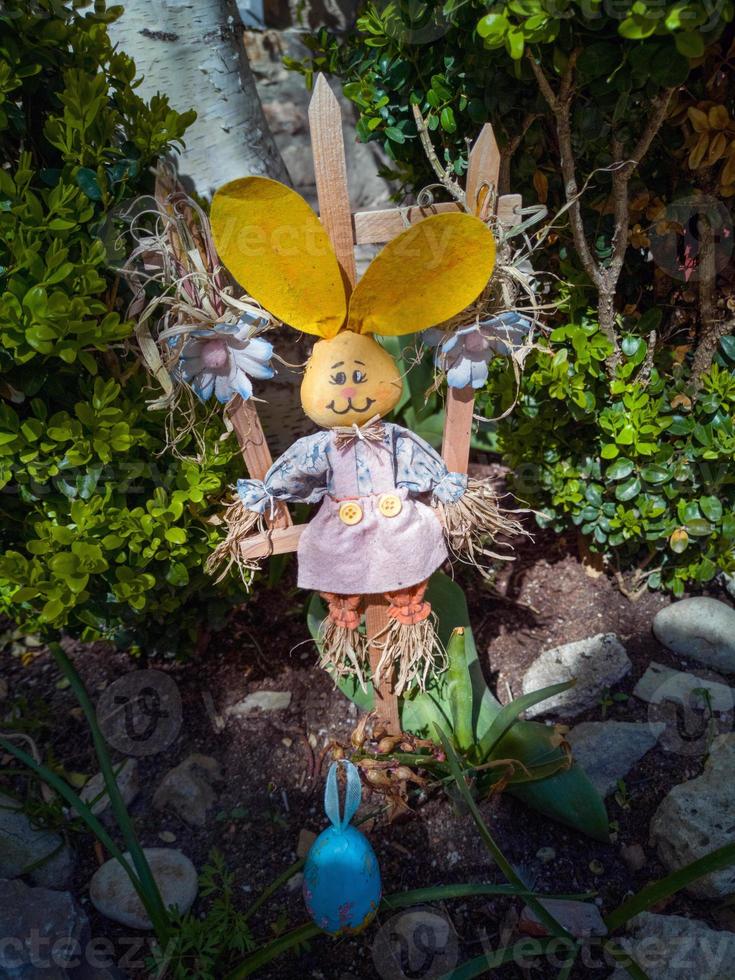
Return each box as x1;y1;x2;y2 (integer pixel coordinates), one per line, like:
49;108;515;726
339;501;363;526
378;493;402;518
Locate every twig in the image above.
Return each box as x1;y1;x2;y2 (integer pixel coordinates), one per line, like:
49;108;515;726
411;104;466;206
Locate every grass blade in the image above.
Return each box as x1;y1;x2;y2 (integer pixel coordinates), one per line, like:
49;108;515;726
47;642;170;939
435;726;572;941
383;883;595;909
605;841;735;932
478;681;574;760
225;922;320;979
0;737;137;888
439;937;563;979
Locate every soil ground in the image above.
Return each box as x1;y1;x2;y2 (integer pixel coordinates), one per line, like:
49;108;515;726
2;527;733;980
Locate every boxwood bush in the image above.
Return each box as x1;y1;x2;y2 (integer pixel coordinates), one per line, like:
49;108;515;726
480;324;735;595
0;0;244;654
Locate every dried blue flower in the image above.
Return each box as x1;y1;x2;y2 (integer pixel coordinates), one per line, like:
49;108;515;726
178;314;274;403
424;311;532;389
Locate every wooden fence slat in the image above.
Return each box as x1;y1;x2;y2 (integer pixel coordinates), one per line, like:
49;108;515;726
353;194;520;245
228;396;291;529
308;74;357;289
466;124;500;218
309;73;397;731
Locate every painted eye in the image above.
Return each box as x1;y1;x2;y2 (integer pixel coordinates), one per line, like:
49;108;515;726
353;370;367;383
331;371;347;385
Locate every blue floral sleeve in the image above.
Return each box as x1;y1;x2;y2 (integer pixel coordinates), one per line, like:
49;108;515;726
393;425;466;504
237;430;331;515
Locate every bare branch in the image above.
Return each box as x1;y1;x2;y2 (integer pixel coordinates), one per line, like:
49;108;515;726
411;104;465;205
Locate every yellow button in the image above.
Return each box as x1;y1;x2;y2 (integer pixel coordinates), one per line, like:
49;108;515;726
378;493;403;518
339;501;363;526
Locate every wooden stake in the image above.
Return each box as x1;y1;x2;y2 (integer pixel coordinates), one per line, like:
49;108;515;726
308;75;357;290
308;75;397;731
365;596;401;735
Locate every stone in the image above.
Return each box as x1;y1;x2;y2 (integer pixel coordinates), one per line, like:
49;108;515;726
653;597;735;672
567;721;664;798
90;848;197;930
152;754;221;828
634;662;734;713
522;634;631;718
607;912;735;979
0;792;74;888
297;829;316;859
650;734;735;898
0;877;89;977
80;758;139;817
535;847;556;865
519;899;607;939
227;691;292;718
620;843;647;872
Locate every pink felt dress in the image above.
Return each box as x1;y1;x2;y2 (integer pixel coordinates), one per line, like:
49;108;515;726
236;422;467;595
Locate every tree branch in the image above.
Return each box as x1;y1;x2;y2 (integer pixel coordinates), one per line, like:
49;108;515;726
526;49;601;289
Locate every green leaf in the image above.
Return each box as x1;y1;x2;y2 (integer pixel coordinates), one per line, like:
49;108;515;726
510;759;610;843
640;465;671;484
616;477;641;502
75;167;102;201
477;12;509;38
685;518;713;537
440;106;457;133
607;458;635;481
164;527;186;544
700;495;723;522
384;125;405;144
675;31;705;58
478;680;575;760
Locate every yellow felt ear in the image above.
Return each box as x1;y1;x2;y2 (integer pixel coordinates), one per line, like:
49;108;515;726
346;212;496;336
210;177;347;338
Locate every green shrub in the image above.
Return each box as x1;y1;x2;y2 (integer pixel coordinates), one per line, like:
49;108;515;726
480;325;735;594
291;0;735;592
0;0;243;654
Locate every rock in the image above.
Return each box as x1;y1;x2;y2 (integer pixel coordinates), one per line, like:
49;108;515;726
653;597;735;672
567;721;664;797
0;792;74;888
634;661;735;712
0;878;89;977
607;912;735;979
227;691;292;718
153;754;221;828
522;634;631;718
724;573;735;600
158;831;176;844
287;872;304;893
620;843;647;872
297;829;317;859
80;759;139;817
650;734;735;898
519;899;607;939
90;849;197;930
535;847;556;865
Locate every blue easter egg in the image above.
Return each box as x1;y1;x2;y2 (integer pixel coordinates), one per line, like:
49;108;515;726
303;824;381;936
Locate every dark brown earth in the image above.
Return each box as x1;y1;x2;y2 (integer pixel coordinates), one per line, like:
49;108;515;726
1;528;733;980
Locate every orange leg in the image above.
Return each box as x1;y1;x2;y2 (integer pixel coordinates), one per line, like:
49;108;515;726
384;580;431;626
320;592;363;631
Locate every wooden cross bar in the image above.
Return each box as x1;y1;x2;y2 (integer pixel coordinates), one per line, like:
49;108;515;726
229;75;520;733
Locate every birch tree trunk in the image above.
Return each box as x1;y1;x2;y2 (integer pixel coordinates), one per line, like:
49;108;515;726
110;0;290;195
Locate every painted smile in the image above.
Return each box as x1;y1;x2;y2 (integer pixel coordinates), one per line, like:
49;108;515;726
326;397;376;415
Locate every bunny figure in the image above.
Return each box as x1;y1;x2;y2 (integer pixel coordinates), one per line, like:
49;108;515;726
207;176;517;694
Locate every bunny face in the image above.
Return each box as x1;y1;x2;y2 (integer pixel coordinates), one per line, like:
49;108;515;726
301;331;401;428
